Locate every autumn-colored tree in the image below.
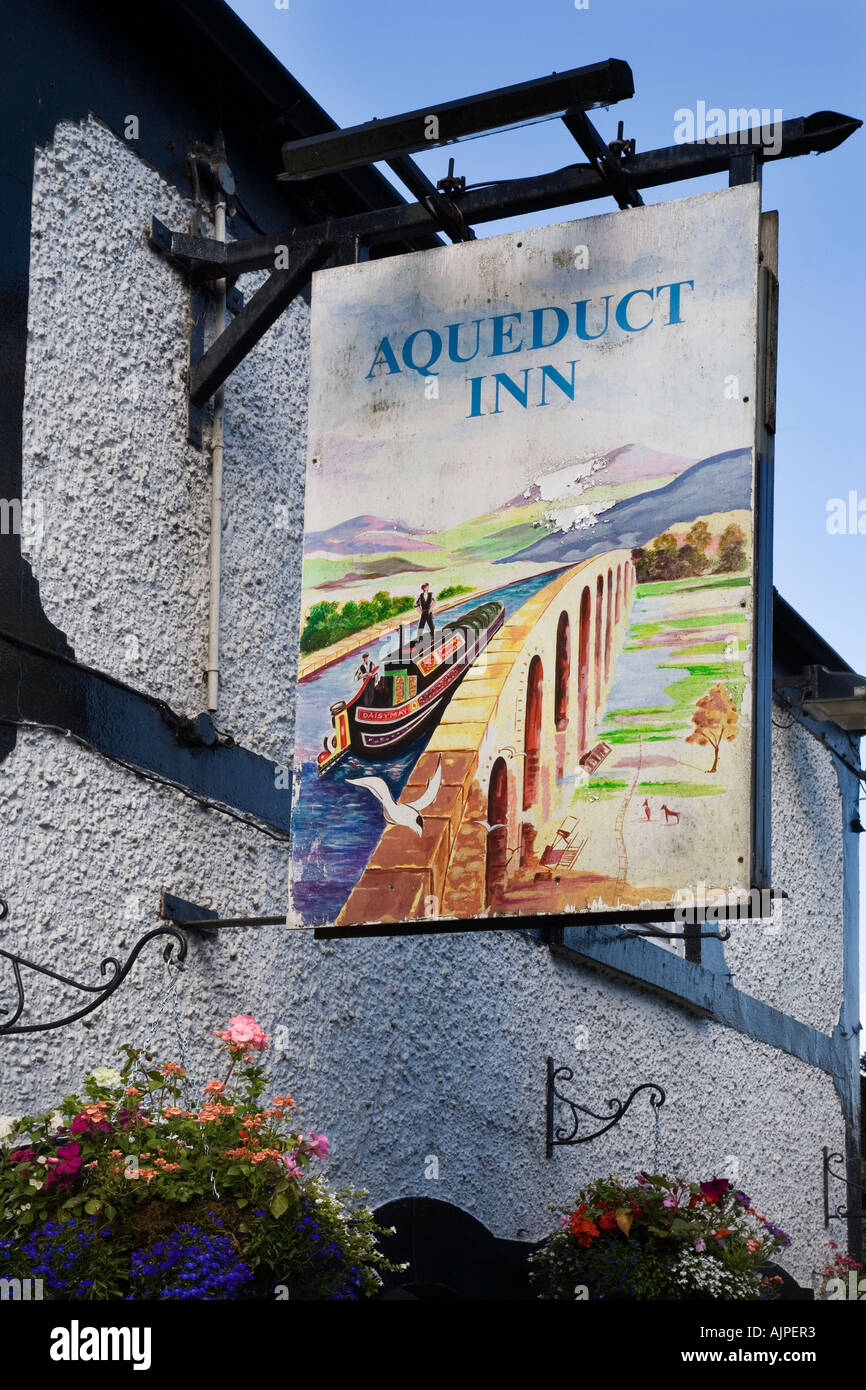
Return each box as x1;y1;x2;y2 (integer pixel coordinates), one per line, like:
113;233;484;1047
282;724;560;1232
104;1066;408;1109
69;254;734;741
652;532;678;552
686;683;739;772
717;523;747;573
685;520;711;554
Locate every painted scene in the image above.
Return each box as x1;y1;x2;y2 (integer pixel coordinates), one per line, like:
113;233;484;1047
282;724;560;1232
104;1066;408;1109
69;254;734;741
289;184;764;930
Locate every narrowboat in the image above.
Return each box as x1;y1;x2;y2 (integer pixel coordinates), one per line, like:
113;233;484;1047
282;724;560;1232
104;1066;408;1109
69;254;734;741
317;600;505;774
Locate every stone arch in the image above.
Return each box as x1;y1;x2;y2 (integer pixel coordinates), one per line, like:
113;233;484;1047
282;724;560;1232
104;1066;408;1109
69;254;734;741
604;567;613;683
554;611;570;731
485;756;509;909
615;564;622;624
523;655;543;810
594;574;604;713
577;585;592;755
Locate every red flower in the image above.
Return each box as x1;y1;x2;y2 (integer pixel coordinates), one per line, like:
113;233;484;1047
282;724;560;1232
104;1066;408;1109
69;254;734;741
699;1177;731;1205
598;1210;619;1231
569;1212;600;1247
8;1148;35;1165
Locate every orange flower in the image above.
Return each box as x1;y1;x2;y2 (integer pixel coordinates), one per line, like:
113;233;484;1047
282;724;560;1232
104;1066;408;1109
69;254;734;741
155;1158;182;1172
713;1228;735;1240
110;1149;123;1159
203;1080;225;1096
163;1106;188;1119
161;1063;186;1078
124;1087;142;1098
127;1166;158;1182
270;1095;296;1111
569;1210;600;1247
250;1148;283;1165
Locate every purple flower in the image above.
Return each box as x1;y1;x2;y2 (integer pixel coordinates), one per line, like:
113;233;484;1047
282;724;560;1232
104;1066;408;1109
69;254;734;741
763;1221;791;1247
694;1237;707;1252
663;1193;679;1208
734;1191;751;1206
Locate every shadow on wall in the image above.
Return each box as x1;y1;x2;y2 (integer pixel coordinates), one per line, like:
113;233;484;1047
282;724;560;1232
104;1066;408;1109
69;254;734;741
374;1197;541;1301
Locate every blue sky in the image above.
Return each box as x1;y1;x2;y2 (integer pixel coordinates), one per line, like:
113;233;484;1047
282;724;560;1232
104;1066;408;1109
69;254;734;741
228;0;865;990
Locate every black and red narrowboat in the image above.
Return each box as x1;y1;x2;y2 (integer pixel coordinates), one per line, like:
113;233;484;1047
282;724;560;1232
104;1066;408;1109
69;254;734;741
317;600;504;774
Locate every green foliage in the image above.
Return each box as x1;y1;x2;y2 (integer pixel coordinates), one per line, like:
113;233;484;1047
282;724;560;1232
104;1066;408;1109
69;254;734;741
300;589;414;654
436;584;473;601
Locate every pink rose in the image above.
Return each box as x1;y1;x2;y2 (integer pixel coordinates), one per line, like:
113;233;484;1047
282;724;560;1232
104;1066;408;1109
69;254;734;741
215;1015;268;1053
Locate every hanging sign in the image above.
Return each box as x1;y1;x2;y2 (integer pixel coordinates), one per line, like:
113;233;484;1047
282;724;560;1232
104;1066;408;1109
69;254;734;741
289;183;772;935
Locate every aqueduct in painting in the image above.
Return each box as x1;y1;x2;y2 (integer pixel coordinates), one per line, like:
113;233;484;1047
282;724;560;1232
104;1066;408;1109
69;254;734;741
338;550;635;927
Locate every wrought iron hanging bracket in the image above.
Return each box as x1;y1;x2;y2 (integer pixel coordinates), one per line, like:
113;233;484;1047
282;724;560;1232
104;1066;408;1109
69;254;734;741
0;896;187;1036
822;1145;864;1226
546;1055;665;1157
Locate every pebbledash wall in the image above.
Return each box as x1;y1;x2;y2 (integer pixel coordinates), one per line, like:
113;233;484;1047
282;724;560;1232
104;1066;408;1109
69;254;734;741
0;0;860;1294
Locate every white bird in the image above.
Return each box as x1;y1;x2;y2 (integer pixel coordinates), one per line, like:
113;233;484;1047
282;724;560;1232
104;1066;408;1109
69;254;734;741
470;820;506;834
347;757;442;836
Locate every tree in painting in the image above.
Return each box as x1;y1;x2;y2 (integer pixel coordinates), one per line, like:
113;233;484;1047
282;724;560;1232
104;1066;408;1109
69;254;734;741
717;523;747;573
687;683;740;772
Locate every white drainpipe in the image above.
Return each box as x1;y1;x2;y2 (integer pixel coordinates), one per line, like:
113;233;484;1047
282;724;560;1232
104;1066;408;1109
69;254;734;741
206;198;227;714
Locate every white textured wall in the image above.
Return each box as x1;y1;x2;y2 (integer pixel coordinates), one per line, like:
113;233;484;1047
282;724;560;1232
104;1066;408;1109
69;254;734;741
724;718;846;1033
0;117;853;1288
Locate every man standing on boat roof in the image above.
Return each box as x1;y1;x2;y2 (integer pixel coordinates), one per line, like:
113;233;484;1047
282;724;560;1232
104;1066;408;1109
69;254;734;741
414;583;435;651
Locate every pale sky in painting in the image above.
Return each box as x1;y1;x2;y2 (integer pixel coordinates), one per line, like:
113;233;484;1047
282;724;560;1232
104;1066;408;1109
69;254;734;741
305;184;761;534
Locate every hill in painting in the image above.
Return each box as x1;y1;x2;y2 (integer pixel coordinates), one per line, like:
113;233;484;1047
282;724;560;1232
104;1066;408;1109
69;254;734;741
305;514;439;555
496;448;752;564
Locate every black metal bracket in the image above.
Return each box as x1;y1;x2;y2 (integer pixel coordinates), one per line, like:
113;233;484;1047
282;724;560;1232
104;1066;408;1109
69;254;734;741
546;1055;665;1156
625;924;731;941
0;896;187;1036
147;107;858;414
822;1145;864;1226
160;890;285;931
149;215;247;446
561;109;643;209
277;60;635;181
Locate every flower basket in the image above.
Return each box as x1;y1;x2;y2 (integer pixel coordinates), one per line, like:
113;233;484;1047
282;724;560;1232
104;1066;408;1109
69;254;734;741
531;1173;792;1301
0;1016;399;1300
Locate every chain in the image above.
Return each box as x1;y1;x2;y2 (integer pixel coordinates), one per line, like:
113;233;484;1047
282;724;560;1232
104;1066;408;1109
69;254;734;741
141;967;183;1066
653;1099;662;1172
